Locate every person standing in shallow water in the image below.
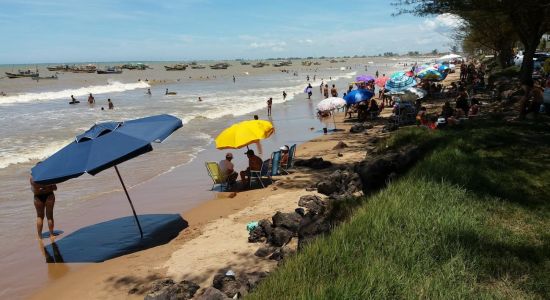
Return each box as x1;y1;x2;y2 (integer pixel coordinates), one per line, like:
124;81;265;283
267;97;272;116
108;98;114;109
30;176;57;240
282;91;287;101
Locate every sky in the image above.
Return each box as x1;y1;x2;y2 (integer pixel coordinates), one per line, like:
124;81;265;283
0;0;462;64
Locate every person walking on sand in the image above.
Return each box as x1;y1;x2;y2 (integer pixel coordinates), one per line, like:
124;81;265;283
108;98;114;109
283;91;287;101
31;175;57;240
267;97;273;116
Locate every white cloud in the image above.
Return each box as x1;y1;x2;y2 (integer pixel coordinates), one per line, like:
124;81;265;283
298;39;313;44
421;13;463;32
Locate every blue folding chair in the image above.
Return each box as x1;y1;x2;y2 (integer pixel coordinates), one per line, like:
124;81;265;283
280;144;296;175
270;151;281;177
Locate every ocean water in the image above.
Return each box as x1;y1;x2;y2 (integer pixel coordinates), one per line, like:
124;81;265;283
0;57;417;299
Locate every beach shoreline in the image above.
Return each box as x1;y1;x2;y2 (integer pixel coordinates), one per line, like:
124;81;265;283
29;110;372;299
0;59;410;300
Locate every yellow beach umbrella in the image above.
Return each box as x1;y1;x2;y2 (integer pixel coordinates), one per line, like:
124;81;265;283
215;120;275;149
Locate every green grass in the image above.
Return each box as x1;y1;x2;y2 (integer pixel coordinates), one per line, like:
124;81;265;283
248;120;550;299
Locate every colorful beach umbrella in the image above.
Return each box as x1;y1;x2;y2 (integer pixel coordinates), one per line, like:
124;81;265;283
215;120;274;150
401;87;428;101
344;89;374;105
356;74;375;82
385;73;417;92
375;76;389;88
417;68;444;81
317;97;346;111
31;114;184;238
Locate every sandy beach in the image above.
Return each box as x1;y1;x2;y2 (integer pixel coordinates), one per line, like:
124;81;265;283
29;109;383;299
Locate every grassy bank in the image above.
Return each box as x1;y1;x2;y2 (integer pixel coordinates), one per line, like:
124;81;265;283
249;119;550;299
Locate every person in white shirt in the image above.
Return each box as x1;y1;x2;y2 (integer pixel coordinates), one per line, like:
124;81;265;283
219;153;238;184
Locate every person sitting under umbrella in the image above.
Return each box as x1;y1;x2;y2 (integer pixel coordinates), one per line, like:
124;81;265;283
240;149;262;187
280;145;290;167
219;152;238;185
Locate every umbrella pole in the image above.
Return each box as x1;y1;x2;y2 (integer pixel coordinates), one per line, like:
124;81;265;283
114;165;144;238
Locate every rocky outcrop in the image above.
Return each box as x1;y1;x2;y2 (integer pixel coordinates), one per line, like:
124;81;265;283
297;195;326;215
195;287;229;300
355;146;422;193
144;279;199;300
212;273;246;299
294;157;332;169
316;168;362;199
272;211;302;233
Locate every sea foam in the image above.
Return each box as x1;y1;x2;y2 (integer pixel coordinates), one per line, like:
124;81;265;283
0;80;150;106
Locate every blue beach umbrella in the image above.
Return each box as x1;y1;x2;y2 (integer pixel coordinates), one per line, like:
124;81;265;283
417;68;444;81
344;89;374;105
31;114;183;238
385;73;417;92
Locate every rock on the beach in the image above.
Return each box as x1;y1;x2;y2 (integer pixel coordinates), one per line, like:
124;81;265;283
363;122;374;129
295;207;305;216
254;245;277;258
294;157;332;169
212;273;245;299
268;227;293;247
258;219;273;238
248;226;266;243
350;123;365;133
298;214;331;250
243;271;269;292
332;141;348;150
272;211;302;233
195;287;229;300
298;195;326;215
316;180;338;196
144;279;199;300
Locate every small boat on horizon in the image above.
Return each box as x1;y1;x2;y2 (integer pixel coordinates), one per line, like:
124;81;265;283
210;63;230;70
252;62;268;68
6;69;39;78
165;64;188;71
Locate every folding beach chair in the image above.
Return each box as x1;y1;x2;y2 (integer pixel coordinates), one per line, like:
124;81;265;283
270;151;281;177
205;162;229;191
250;160;270;188
280;144;296;175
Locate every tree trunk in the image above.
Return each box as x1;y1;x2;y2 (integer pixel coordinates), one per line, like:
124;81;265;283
519;39;539;83
497;47;514;69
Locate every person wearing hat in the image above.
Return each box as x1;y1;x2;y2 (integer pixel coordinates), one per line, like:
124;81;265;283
280;145;290;168
219;153;238;185
240;149;262;187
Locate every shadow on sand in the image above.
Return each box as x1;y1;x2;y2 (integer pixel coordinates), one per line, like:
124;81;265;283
44;214;188;263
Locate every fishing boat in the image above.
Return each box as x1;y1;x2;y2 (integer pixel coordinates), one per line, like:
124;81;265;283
191;64;206;69
251;62;268;68
6;70;39;78
47;65;70;71
97;66;123;74
313;62;321;65
70;65;97;73
273;60;292;67
302;61;313;66
240;61;251;65
329;59;338;63
164;64;188;71
210;63;230;70
120;63;149;70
